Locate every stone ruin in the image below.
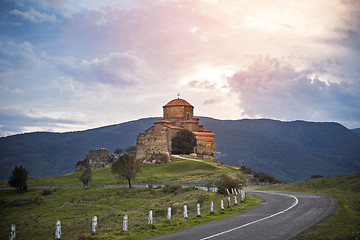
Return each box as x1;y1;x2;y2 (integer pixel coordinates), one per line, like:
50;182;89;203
76;148;116;171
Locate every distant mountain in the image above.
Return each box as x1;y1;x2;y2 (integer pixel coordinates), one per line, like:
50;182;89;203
0;117;158;180
1;117;359;182
202;118;360;182
352;128;360;136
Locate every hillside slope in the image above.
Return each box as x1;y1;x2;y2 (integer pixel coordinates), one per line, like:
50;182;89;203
201;118;360;182
0;117;158;179
1;117;359;182
352;128;360;136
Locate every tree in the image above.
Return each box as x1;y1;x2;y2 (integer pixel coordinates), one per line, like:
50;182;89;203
8;165;28;193
114;148;123;157
111;154;142;188
125;146;136;155
79;167;92;186
171;129;196;155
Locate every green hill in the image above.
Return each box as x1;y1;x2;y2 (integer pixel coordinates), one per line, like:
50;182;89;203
18;156;246;187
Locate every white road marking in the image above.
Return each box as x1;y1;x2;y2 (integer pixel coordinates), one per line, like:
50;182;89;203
200;191;299;240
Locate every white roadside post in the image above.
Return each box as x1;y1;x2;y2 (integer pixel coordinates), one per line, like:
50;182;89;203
231;188;234;195
9;224;15;240
234;196;238;205
123;215;128;231
241;190;246;202
227;197;231;208
167;207;172;220
220;200;224;210
55;220;61;239
148;210;153;224
210;201;214;214
196;203;201;217
226;189;230;195
234;189;238;196
92;216;98;235
184;205;188;218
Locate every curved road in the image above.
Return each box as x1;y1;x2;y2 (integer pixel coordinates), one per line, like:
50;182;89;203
146;190;337;240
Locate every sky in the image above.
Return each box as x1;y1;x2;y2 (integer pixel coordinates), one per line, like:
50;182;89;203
0;0;360;137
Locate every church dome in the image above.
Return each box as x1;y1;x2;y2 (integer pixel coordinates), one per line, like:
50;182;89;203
163;98;193;107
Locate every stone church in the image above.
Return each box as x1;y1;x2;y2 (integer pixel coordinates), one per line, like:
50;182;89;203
136;98;216;163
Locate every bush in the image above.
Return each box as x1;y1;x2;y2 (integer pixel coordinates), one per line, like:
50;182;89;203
197;194;209;204
240;166;254;175
310;175;324;178
163;184;183;194
216;175;240;195
42;189;52;196
253;173;280;183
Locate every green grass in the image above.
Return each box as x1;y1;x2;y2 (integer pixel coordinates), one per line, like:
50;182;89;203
0;156;260;239
259;173;360;240
0;156;246;187
0;187;260;240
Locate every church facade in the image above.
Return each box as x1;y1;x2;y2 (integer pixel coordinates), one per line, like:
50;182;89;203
135;98;216;163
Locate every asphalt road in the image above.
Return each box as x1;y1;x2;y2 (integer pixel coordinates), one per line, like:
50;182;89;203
145;190;337;240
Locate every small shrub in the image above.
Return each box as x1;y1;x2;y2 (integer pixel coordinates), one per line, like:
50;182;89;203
240;165;254;175
197;195;208;204
216;174;240;195
154;209;167;217
310;175;324;178
42;189;52;196
253;173;280;183
163;184;183;194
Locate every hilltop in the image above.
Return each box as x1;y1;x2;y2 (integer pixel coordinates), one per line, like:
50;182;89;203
1;117;360;182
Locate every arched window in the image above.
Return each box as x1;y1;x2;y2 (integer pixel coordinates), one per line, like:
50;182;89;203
187;112;190;120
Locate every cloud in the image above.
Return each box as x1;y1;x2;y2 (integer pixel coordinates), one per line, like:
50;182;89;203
55;52;150;85
228;56;360;124
0;41;38;72
0;108;83;137
0;0;359;136
10;88;24;94
10;7;56;23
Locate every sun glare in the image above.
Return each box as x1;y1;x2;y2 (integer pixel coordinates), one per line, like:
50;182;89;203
183;65;235;94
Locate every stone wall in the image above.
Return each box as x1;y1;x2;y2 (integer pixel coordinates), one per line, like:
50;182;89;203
86;148;111;170
136;124;177;163
195;137;216;160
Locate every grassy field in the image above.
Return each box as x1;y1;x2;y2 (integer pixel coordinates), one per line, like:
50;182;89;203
259;173;360;240
0;156;248;187
0;186;260;240
0;156;260;239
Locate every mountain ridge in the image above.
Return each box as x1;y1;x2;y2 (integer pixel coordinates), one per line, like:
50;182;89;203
1;117;359;182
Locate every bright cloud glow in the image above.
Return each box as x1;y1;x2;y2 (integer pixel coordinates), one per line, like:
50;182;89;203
0;0;359;136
